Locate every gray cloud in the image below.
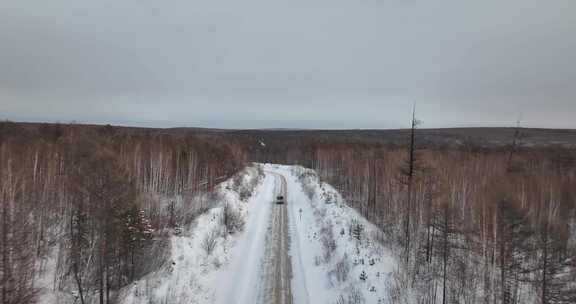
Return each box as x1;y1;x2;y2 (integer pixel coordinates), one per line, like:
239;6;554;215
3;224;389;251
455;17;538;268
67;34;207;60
1;0;575;129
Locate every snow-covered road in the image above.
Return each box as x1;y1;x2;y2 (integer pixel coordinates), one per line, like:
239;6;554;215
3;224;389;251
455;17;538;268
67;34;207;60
266;172;293;304
215;172;275;304
217;169;295;304
269;164;395;304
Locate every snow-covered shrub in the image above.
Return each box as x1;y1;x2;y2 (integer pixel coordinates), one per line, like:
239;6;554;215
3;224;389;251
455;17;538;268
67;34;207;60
359;270;367;281
294;167;317;200
202;227;220;255
350;219;364;242
322;188;337;204
331;254;351;283
336;286;365;304
232;173;252;201
231;165;262;202
221;202;245;234
320;220;337;263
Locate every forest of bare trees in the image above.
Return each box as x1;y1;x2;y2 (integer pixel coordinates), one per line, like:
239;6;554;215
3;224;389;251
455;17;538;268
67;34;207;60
0;122;246;304
1;121;575;303
274;130;576;303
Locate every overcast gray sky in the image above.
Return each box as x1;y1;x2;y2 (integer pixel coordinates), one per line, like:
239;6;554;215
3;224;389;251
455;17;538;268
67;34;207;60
1;0;575;129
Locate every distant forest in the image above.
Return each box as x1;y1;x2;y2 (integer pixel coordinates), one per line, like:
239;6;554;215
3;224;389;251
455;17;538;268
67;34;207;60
1;121;575;303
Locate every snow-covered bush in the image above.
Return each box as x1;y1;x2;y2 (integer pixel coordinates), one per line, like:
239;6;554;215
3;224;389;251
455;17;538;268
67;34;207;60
320;220;337;263
336;286;365;304
331;254;351;283
294;167;317;200
350;219;364;242
202;227;220;255
221;202;245;234
231;165;263;201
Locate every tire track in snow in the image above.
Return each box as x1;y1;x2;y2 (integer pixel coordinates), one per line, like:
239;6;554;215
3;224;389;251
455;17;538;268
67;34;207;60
266;172;293;304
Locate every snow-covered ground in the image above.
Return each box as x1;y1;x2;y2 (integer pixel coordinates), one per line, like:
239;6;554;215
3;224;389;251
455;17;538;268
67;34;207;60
36;163;398;304
120;163;398;304
119;165;269;304
264;164;396;304
214;170;276;304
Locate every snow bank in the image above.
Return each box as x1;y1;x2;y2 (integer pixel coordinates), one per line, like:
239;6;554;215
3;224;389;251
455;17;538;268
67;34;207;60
118;165;266;304
214;170;275;304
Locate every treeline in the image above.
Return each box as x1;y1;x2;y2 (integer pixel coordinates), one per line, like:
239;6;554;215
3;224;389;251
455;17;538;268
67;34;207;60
0;122;245;304
269;137;576;303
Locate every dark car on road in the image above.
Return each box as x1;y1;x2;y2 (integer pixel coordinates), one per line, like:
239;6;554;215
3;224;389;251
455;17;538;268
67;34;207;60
276;195;284;204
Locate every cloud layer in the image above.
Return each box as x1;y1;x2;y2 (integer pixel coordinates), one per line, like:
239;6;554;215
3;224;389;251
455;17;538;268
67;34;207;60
1;1;575;128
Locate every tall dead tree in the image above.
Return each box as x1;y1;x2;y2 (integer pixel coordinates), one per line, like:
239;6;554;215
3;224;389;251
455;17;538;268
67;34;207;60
367;159;378;221
400;105;419;263
506;119;522;172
